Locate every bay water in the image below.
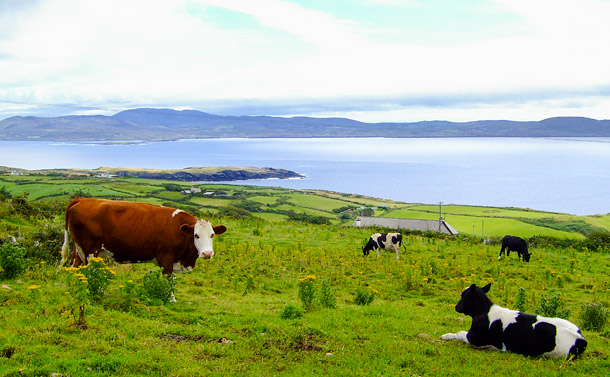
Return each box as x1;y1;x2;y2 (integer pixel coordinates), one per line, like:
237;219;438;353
1;137;608;216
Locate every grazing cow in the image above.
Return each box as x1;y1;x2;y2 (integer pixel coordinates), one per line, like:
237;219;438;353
441;283;587;359
362;233;403;260
498;235;531;262
60;198;227;299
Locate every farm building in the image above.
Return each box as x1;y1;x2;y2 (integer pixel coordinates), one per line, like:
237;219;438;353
353;216;459;235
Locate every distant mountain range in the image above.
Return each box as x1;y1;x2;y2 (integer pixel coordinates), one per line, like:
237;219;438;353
1;108;609;141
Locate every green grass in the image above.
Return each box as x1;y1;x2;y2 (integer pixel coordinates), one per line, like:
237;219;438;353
1;218;609;376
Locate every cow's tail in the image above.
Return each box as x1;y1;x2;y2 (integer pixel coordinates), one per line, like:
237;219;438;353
60;229;70;268
60;198;79;268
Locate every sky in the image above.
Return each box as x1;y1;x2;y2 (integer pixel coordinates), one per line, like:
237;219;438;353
1;0;610;122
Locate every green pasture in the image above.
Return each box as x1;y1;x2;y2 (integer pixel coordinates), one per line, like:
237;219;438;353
281;192;353;212
1;172;610;240
1;217;609;376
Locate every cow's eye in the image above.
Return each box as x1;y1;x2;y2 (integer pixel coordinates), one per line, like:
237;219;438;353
195;234;200;239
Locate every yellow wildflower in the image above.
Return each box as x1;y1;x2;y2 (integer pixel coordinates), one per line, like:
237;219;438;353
27;285;41;290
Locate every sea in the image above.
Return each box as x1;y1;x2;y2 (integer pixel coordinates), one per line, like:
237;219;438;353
1;137;609;216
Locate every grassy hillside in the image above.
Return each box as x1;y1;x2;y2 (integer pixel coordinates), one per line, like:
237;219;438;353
1;216;610;376
1;172;610;375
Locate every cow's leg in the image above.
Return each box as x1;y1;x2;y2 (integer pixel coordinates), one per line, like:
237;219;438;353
70;239;94;267
393;245;399;260
441;331;470;344
376;247;381;257
68;224;101;267
498;246;505;260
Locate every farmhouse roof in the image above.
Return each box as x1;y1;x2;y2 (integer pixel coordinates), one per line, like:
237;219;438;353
353;216;459;235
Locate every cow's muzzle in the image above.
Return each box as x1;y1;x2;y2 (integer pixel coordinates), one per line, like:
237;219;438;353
200;250;214;259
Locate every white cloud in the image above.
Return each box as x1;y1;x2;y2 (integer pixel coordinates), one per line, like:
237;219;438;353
0;0;609;121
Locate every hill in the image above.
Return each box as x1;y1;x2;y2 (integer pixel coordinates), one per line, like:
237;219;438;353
0;166;303;182
1;108;610;141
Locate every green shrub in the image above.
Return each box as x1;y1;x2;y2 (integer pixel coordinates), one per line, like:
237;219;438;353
535;293;570;319
319;279;337;309
298;275;317;312
580;303;609;332
140;268;177;305
585;230;610;252
0;243;28;279
515;287;527;312
26;220;65;263
216;205;253;219
280;304;304;320
79;257;115;301
354;286;378;306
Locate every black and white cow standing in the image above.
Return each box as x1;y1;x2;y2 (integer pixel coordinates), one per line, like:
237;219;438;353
441;283;587;359
498;235;531;262
362;233;403;260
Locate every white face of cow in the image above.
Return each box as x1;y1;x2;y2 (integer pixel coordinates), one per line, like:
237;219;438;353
193;219;217;259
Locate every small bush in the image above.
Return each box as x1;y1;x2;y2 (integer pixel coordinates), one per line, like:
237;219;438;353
280;304;304;320
79;257;116;301
580;303;609;332
319;280;337;309
141;268;177;305
535;293;570;319
0;243;28;279
354;286;378;306
298;275;317;312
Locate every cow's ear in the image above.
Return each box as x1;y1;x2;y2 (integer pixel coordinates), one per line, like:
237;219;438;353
482;283;491;293
468;284;477;291
181;224;194;234
213;225;227;235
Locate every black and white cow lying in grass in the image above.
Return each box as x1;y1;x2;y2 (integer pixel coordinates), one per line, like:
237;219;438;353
441;283;587;359
362;233;403;260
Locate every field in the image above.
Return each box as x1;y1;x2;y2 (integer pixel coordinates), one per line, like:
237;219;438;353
1;172;609;239
1;172;610;376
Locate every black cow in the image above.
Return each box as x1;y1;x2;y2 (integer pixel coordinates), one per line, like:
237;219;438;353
441;283;587;359
498;235;531;262
362;233;403;260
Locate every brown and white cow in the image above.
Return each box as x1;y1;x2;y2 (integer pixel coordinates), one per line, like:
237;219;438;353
60;198;227;285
